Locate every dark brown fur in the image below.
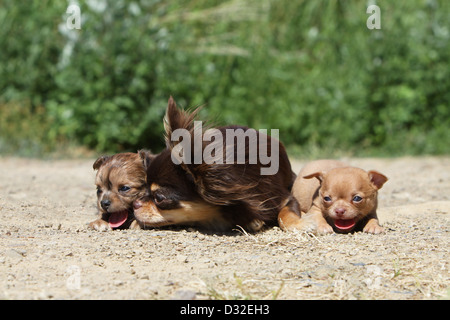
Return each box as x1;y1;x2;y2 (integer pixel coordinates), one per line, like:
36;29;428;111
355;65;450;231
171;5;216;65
133;97;300;232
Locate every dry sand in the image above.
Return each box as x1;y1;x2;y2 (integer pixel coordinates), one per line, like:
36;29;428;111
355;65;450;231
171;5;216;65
0;156;448;299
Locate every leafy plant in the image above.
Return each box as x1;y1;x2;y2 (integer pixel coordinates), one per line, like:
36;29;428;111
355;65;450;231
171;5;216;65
0;0;449;156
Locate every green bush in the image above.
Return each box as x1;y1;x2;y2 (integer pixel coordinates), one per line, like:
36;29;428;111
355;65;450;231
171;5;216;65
0;0;449;156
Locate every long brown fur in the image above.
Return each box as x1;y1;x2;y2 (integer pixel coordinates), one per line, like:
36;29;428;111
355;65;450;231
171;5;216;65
133;97;301;232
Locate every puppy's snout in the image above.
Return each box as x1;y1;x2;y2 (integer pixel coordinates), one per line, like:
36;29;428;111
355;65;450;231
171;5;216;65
133;199;143;210
334;208;346;216
101;199;111;210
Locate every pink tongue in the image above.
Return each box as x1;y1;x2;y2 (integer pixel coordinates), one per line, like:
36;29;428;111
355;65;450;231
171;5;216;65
334;219;356;231
109;211;128;229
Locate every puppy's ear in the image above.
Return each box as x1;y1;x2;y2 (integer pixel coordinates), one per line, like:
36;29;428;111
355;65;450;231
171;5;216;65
163;96;201;149
138;149;156;170
368;171;388;190
303;172;324;183
164;96;178;137
93;155;109;170
163;96;204;180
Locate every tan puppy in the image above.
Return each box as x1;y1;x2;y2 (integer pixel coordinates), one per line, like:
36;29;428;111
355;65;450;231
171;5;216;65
88;151;154;231
291;160;388;234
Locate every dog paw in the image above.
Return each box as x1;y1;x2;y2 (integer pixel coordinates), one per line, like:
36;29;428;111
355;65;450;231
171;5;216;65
290;219;319;234
246;219;265;232
88;219;111;231
316;222;334;235
129;220;142;230
363;221;384;234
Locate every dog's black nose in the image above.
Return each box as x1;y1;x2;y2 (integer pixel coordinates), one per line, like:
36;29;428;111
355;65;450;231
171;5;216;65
101;199;111;210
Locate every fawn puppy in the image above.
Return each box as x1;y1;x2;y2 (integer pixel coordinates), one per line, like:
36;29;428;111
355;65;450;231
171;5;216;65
290;160;388;234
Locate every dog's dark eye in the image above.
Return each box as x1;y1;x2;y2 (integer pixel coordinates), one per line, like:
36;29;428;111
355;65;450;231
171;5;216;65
96;187;102;195
323;196;332;202
119;186;131;192
154;193;166;205
352;195;363;202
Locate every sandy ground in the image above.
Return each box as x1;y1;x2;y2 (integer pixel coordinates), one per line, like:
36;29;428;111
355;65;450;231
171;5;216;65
0;156;448;300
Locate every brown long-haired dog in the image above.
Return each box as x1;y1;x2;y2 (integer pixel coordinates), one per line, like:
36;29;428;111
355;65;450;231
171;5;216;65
133;97;301;232
89;151;154;231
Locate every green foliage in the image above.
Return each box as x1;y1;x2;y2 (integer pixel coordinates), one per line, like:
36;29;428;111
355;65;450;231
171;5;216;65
0;0;449;156
0;102;55;156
